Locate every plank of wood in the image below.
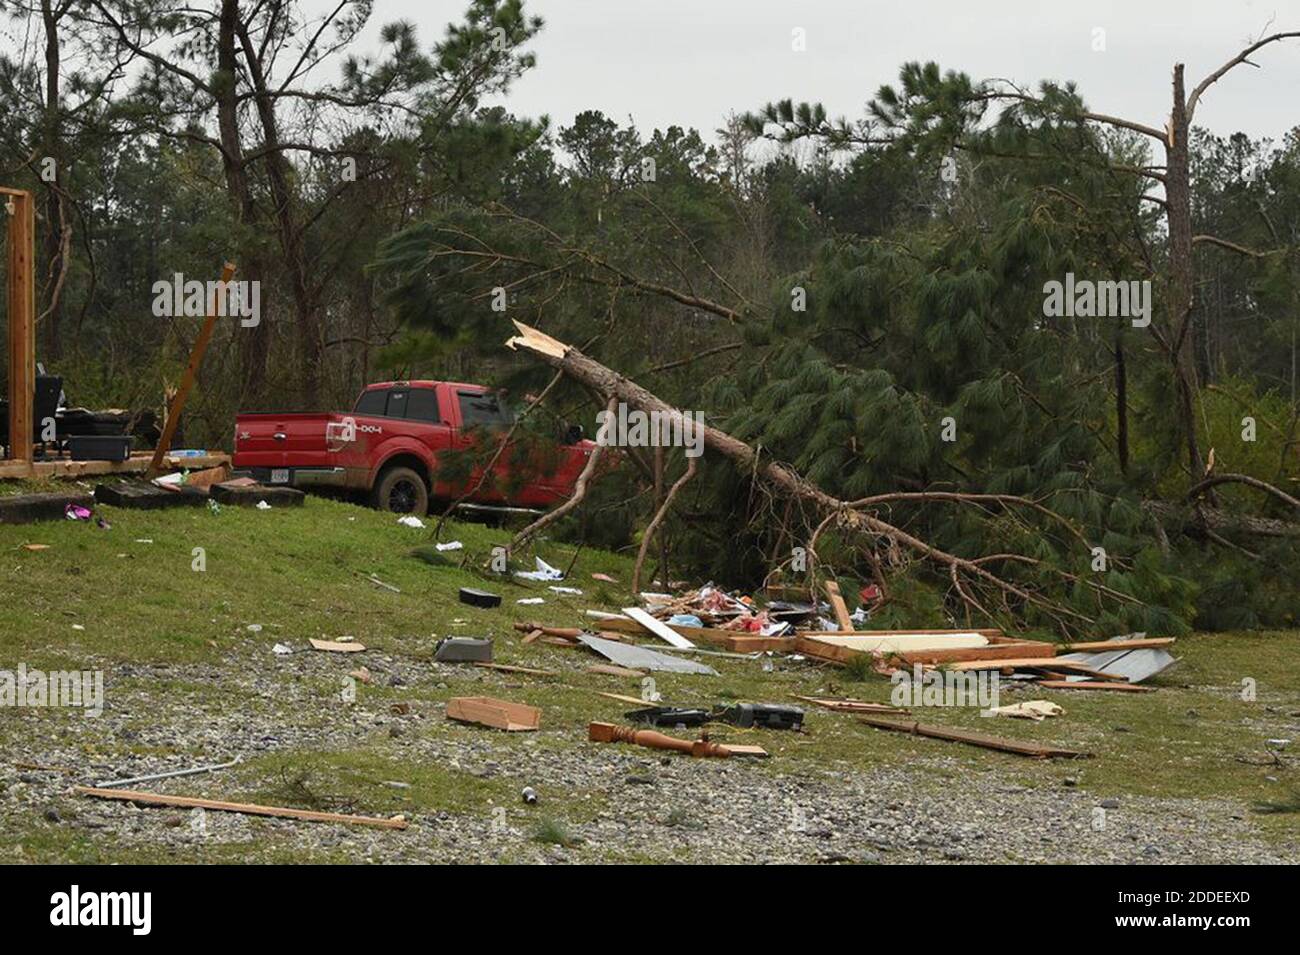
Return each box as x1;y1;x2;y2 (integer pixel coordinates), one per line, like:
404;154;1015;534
1055;638;1176;654
587;663;647;678
1037;680;1157;693
801;629;1006;638
595;690;660;707
309;638;365;653
895;639;1055;665
824;580;854;632
718;743;769;757
446;696;541;731
793;695;910;715
513;621;583;638
622;606;695;648
944;657;1124;680
857;717;1091;759
7;188;34;466
74;786;408;829
805;633;989;652
147;262;237;477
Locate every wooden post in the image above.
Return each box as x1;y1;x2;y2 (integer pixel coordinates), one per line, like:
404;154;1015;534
4;187;35;466
147;262;236;477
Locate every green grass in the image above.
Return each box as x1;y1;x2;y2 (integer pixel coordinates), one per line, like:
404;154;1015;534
2;488;1299;860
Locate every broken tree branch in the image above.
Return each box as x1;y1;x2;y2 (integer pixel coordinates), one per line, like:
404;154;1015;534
508;394;618;553
632;454;698;593
1187;31;1300;119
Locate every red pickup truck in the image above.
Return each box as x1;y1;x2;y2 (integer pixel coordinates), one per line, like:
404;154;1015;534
233;380;596;515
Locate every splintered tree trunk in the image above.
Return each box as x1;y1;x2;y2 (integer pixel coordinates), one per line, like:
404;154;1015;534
1163;64;1207;478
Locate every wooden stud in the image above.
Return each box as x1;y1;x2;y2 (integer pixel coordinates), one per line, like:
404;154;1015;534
147;262;236;476
5;188;35;467
74;785;408;829
858;717;1091;759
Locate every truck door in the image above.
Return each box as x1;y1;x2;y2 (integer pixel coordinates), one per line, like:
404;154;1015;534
453;389;515;504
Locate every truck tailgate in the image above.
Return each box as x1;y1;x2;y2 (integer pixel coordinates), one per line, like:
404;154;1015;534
233;413;337;469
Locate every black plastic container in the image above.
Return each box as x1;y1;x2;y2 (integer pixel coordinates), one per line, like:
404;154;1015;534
67;435;133;462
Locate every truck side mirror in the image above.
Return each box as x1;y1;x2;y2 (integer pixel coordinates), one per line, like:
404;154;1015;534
564;423;584;444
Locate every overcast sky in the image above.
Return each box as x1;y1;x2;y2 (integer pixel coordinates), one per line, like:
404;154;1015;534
342;0;1300;145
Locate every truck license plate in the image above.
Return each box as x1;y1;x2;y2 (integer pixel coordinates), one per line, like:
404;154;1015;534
271;469;289;484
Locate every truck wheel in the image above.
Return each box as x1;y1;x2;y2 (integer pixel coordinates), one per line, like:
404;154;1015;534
372;466;428;515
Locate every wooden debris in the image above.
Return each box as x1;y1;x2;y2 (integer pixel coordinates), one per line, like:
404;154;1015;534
807;632;989;652
595;691;660;707
594;616;790;651
357;572;400;593
944;658;1126;680
1037;680;1156;693
587;663;647;678
858;717;1091;759
1055;638;1176;654
793;695;909;715
446;696;541;731
588;722;767;758
514;621;582;640
309;638;365;653
793;633;1055;666
74;785;408;829
19;543;49;551
823;580;854;632
210;482;305;507
622;606;696;648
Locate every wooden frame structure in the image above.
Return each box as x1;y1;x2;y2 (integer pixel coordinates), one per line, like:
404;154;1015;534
3;186;35;467
1;187;231;480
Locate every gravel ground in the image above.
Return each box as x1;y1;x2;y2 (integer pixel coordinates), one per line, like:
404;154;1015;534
3;647;1294;864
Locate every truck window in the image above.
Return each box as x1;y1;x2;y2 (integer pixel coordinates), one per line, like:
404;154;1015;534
458;390;513;428
385;389;408;418
405;387;441;424
354;389;386;415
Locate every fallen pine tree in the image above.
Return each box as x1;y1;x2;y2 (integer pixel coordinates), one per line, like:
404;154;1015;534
505;321;1162;637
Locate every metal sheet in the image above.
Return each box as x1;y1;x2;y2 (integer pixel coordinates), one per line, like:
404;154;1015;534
1058;636;1179;684
576;633;718;675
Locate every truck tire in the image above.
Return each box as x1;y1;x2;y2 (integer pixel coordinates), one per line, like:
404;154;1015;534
372;466;429;515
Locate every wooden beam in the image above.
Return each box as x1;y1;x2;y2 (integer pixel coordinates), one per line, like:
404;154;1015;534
0;450;229;481
147;262;236;476
857;717;1091;759
74;785;408;829
6;188;35;464
1037;680;1156;693
1054;638;1176;654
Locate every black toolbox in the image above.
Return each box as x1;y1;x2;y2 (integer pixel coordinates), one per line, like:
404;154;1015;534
67;435;133;462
